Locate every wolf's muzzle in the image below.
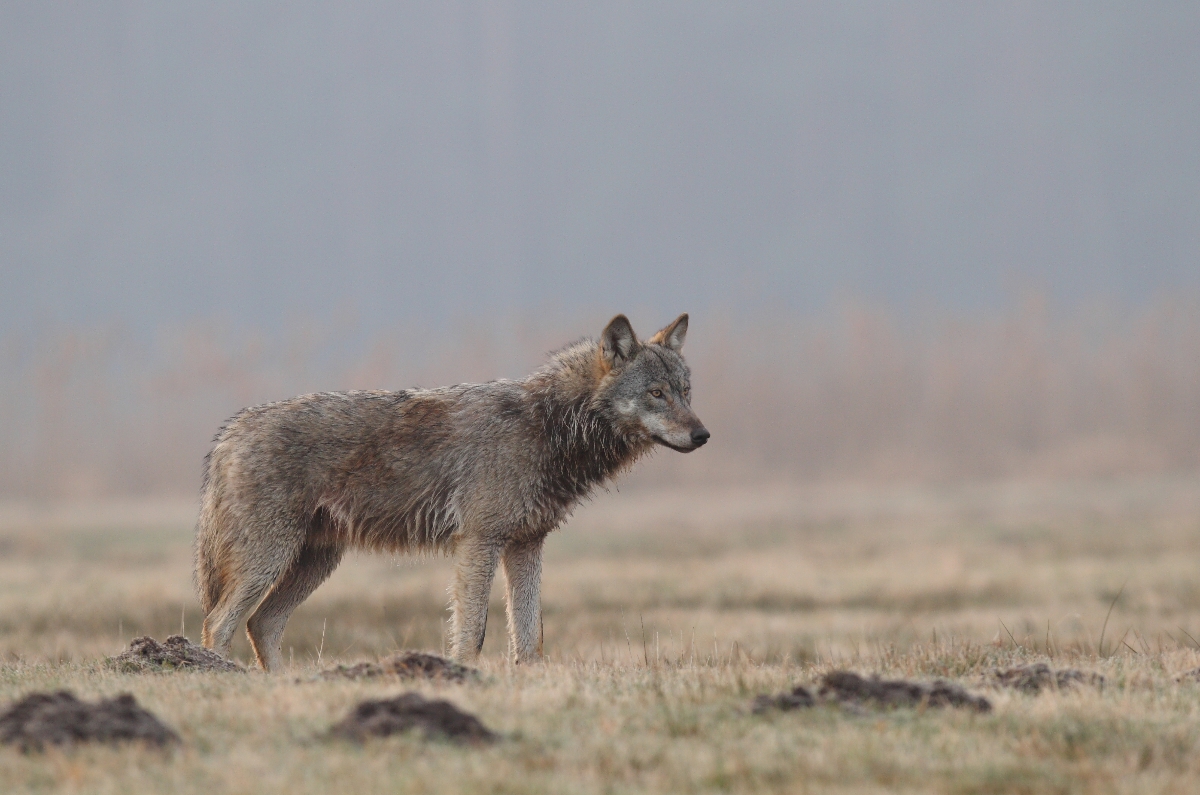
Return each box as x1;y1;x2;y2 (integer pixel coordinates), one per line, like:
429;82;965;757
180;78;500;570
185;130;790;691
690;427;710;447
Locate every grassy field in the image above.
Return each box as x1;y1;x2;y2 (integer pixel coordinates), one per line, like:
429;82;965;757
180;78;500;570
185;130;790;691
2;475;1200;793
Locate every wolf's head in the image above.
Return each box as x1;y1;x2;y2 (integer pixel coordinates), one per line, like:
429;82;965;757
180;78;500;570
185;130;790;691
597;314;710;453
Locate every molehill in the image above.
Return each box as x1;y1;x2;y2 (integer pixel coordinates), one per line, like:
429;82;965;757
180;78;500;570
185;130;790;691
0;691;179;751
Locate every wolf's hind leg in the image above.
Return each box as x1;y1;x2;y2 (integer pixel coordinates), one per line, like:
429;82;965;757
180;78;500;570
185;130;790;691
201;561;290;661
246;541;344;672
502;537;545;663
449;537;500;663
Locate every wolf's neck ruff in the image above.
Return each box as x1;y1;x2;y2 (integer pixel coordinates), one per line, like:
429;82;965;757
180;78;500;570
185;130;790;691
526;340;649;505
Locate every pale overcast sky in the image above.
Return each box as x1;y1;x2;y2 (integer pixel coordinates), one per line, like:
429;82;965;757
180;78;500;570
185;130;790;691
2;2;1198;335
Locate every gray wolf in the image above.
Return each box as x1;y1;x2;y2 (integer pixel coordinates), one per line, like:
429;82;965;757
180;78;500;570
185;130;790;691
195;314;708;671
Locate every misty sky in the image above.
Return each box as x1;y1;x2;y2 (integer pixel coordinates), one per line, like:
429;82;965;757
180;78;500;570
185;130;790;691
2;2;1198;336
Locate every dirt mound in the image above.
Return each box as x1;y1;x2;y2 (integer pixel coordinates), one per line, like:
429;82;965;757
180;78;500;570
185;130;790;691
987;663;1104;693
328;692;496;745
751;685;816;714
317;652;476;683
754;671;991;715
820;671;992;712
108;635;244;673
0;691;179;751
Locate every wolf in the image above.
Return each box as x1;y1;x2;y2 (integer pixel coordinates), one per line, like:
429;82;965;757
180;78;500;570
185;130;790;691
195;314;708;671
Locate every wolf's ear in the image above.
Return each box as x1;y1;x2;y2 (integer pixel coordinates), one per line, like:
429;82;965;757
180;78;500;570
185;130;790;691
600;314;640;369
647;313;688;352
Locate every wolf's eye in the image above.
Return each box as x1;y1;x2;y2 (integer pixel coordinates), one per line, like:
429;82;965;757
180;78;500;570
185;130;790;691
650;389;664;399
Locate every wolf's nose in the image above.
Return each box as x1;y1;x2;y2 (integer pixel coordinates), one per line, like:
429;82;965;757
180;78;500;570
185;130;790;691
691;427;710;446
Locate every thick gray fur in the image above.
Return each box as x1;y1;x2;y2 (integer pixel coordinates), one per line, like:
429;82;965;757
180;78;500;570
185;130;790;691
195;314;708;671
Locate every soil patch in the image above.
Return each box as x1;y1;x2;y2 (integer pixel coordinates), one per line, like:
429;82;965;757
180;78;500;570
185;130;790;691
317;652;476;683
108;635;244;673
754;671;991;715
752;685;816;714
1176;668;1200;683
0;691;179;751
820;671;992;712
328;692;496;745
986;663;1104;693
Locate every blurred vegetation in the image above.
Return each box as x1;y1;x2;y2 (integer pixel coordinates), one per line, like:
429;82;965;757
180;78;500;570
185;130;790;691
1;297;1197;498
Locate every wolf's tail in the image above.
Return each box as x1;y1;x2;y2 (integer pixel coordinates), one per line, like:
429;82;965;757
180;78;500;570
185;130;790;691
194;448;227;617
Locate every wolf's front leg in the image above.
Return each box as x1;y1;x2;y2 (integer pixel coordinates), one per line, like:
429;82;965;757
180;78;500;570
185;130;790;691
449;537;500;662
502;537;545;663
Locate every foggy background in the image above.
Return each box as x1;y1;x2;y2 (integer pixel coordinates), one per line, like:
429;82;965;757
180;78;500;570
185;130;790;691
1;2;1198;498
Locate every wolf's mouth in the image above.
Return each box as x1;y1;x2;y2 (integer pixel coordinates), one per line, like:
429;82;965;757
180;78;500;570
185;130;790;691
652;435;698;453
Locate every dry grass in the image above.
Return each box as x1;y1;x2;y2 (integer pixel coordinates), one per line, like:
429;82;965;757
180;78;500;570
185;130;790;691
2;475;1200;792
